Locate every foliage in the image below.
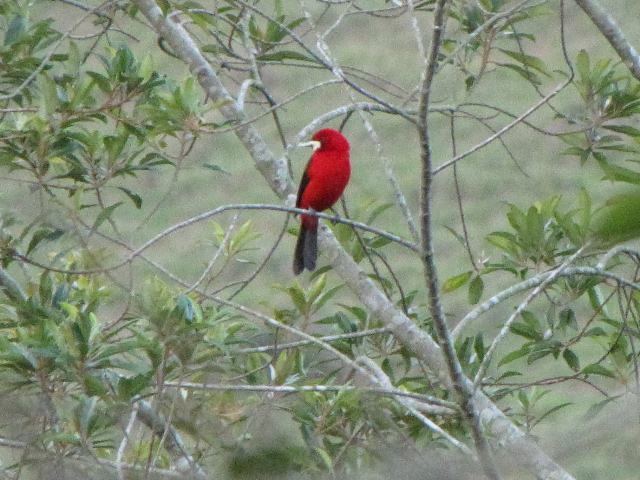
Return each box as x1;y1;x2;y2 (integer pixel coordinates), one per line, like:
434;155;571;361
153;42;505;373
1;0;640;479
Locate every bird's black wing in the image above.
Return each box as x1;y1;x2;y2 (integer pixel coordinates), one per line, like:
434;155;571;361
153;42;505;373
295;160;311;208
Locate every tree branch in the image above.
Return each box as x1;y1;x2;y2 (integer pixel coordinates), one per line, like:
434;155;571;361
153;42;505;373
416;1;501;478
131;1;576;478
319;225;576;479
452;265;640;339
0;435;186;478
136;400;206;478
133;0;290;195
162;380;457;415
574;0;640;81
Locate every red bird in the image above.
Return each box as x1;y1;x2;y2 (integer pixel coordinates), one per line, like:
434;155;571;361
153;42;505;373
293;128;351;274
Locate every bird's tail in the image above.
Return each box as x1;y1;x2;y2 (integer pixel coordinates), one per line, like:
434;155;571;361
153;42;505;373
293;222;318;275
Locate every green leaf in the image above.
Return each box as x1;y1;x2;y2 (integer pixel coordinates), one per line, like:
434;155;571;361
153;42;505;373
562;348;580;371
286;284;307;314
581;363;615;378
517;389;530;408
602;124;640;137
4;15;26;45
525;206;544;247
583;326;607;337
527;348;552;364
591;191;640;244
27;228;65;255
583;395;620;418
312;285;342;313
202;163;230;175
92;202;122;230
468;275;484;305
314;447;334;472
595;157;640;185
443;225;467;247
498;346;530;366
558;308;577;331
257;50;314;63
442;271;472;293
535;402;572;426
139;54;154;83
473;333;485;362
117;187;142;209
306;273;326;304
87;71;111;92
76;396;98;435
575;50;590;83
498;49;550;76
510;320;541;340
499;63;541;85
486;231;519;254
173;294;197;323
39;271;53;306
118;373;152;400
38;73;59;116
82;372;108;396
69;76;96;109
366;202;393;225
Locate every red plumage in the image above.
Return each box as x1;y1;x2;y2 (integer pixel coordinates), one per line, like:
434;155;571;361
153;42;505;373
293;129;351;274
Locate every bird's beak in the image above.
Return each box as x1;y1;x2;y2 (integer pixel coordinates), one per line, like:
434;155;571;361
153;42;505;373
298;140;321;151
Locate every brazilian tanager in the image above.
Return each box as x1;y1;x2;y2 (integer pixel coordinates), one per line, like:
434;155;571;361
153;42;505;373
293;128;351;274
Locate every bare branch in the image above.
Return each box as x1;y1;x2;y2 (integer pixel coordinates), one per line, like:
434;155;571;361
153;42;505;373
416;0;501;477
0;435;186;478
453;265;640;339
232;327;391;355
133;0;290;195
183;214;238;294
136;400;206;478
162;380;457;415
319;224;577;480
116;403;139;480
290;102;417;147
597;245;640;270
128;2;577;477
355;357;471;455
12;203;417;277
434;80;572;175
472;246;587;388
574;0;640;81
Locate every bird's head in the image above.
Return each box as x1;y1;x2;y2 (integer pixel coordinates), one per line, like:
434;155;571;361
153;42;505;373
299;128;350;153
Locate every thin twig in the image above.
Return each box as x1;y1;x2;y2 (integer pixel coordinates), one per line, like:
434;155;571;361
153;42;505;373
184;214;239;294
472;246;587;389
416;1;501;477
450;113;478;271
433;80;572;175
12;203;417;277
231;327;391;354
162;380;457;414
452;265;640;339
116;403;139;480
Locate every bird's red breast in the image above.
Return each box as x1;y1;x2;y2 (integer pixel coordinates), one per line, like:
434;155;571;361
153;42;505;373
296;129;351;228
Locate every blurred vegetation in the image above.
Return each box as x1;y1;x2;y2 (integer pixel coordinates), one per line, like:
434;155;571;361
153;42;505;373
2;0;640;478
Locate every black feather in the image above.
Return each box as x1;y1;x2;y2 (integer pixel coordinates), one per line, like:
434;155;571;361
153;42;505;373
293;224;317;275
303;225;317;271
293;226;306;274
